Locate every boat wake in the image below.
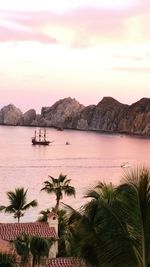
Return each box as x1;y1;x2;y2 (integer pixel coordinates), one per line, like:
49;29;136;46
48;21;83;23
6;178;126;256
0;164;124;169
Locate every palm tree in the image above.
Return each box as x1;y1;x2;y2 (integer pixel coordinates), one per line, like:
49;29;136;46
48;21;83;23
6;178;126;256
117;166;150;267
14;234;30;267
0;188;38;223
67;167;150;267
14;234;53;267
41;173;75;212
30;236;52;267
57;209;69;257
0;253;17;267
37;207;70;257
37;209;50;222
67;182;137;267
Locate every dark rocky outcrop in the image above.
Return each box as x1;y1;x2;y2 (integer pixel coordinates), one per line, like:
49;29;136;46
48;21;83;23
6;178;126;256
79;97;128;132
0;97;150;136
65;97;128;132
117;98;150;135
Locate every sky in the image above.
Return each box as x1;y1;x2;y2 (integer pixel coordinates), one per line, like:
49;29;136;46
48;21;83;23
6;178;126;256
0;0;150;113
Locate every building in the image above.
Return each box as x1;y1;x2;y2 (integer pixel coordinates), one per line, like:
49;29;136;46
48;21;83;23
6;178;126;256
0;211;58;258
45;257;84;267
0;212;87;267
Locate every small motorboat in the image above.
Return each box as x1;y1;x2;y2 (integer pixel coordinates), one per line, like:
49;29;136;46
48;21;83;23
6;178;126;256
121;162;131;168
65;142;70;145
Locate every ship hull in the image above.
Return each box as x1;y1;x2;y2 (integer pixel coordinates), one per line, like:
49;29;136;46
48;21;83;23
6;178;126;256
32;141;50;145
32;139;50;145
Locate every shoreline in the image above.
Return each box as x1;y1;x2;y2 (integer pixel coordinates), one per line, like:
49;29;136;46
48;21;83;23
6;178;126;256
0;124;150;139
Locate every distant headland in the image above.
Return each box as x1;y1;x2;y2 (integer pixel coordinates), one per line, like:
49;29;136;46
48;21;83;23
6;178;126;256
0;97;150;136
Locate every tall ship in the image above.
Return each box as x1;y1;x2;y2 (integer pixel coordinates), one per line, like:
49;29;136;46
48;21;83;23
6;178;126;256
32;128;52;145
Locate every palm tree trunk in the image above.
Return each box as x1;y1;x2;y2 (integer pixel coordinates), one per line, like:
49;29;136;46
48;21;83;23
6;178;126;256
55;197;60;213
138;191;148;267
141;225;148;267
32;255;36;267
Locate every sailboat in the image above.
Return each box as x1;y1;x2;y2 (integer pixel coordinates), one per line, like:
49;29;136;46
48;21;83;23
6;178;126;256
32;128;53;145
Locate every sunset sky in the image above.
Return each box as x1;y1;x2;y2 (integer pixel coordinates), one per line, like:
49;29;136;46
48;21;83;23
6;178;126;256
0;0;150;112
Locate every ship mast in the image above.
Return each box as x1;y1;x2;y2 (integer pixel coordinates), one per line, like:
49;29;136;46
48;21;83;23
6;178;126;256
39;128;41;142
35;130;37;141
44;128;46;141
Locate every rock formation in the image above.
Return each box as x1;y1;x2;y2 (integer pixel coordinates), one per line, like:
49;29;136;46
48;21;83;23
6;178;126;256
0;97;150;136
20;109;37;126
117;98;150;135
0;104;22;125
40;97;84;128
75;97;128;132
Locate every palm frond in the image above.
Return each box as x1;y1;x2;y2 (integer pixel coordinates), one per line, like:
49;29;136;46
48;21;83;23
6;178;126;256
58;174;67;183
22;199;38;210
0;205;6;211
1;187;37;222
41;173;75;211
63;186;76;197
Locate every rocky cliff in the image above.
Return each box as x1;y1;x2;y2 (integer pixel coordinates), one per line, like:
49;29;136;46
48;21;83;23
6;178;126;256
0;104;22;125
0;105;37;126
0;97;150;136
39;97;84;128
19;109;37;126
76;97;129;132
117;98;150;135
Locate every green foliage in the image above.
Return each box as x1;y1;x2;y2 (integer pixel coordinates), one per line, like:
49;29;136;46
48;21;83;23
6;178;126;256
2;167;150;267
14;234;53;267
14;234;30;267
37;208;70;257
117;167;150;267
67;167;150;267
57;209;69;257
30;236;51;267
37;209;50;222
0;253;17;267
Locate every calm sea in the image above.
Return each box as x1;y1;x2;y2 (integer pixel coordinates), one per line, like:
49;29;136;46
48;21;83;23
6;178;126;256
0;126;149;222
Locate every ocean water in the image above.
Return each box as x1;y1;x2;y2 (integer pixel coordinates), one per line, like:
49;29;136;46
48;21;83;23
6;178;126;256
0;126;149;222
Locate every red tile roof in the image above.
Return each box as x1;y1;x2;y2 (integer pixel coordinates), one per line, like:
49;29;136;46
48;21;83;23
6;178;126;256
45;258;83;267
0;222;57;241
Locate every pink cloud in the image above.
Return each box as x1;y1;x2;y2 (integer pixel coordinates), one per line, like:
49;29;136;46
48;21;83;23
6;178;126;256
0;1;150;45
0;10;59;43
0;10;121;45
0;25;57;43
2;8;125;42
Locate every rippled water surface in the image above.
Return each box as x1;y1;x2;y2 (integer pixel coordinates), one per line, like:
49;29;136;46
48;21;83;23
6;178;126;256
0;126;149;222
